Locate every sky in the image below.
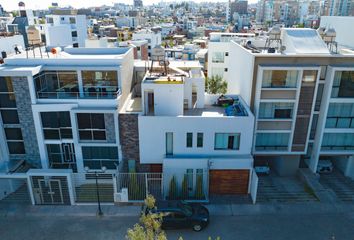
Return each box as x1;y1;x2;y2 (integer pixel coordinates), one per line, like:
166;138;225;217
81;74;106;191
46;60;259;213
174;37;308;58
1;0;258;11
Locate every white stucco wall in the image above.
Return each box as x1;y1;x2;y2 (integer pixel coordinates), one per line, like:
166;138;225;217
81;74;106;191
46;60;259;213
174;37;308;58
320;16;354;48
0;35;25;55
139;115;255;164
229;41;255;105
45;25;72;47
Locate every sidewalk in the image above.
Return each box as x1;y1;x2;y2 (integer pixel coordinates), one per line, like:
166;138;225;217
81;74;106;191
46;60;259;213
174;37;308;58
1;201;354;218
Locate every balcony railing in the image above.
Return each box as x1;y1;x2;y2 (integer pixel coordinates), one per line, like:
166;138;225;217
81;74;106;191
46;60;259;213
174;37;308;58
36;89;121;100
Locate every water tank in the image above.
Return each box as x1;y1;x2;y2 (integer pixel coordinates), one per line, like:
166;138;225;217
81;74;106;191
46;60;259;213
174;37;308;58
268;26;281;40
317;27;326;38
323;28;336;43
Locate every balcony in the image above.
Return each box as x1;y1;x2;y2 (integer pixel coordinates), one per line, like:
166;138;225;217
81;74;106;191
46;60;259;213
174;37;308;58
36;89;120;100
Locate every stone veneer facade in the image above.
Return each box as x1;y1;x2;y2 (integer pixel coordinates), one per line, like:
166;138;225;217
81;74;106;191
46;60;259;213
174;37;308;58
11;77;41;167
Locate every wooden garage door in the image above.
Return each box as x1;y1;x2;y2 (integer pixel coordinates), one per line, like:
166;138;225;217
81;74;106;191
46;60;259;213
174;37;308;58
209;170;249;194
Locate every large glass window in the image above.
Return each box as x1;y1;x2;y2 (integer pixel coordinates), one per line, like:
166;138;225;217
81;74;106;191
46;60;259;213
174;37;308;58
331;71;354;98
34;71;78;99
325;103;354;128
214;133;240;150
258;102;294;119
82;71;118;98
321;133;354;150
41;112;72;139
255;133;289;151
77;113;106;141
82;146;118;169
0;93;16;108
211;52;224;63
262;70;298;88
186;133;193;148
166;132;173;155
0;76;14;92
197;133;203;148
47;143;76;171
5;127;25;154
0;110;19;124
0;77;19;124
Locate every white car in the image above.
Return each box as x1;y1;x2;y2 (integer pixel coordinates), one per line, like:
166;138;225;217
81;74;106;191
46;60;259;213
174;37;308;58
317;160;333;174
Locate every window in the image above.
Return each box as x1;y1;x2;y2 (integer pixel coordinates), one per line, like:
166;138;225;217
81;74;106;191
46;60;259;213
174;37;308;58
166;132;173;155
325;103;354;128
315;84;324;111
41;112;72;139
225;52;229;57
82;146;118;169
258;102;294;119
302;70;317;83
331;71;354;98
186;133;193;148
255;133;289;151
224;68;228;72
7;142;25;154
61;17;65;21
321;133;354;150
1;110;19;124
69;17;76;24
33;71;78;99
262;70;298;88
212;52;224;63
81;71;118;98
197;133;203;148
73;43;79;48
0;76;14;92
4;128;23;140
71;31;77;37
0;93;16;108
47;143;76;171
214;133;240;150
77;113;106;141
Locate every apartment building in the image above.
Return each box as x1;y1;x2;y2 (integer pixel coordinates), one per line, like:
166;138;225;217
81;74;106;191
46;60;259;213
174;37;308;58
0;47;134;204
45;12;87;48
132;28;162;57
228;28;354;178
120;54;256;200
207;32;258;93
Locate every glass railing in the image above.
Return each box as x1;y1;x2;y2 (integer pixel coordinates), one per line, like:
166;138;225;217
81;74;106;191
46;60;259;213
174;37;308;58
36;89;121;100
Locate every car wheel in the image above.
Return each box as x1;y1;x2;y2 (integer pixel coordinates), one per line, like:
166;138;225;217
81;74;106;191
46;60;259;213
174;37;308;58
193;224;202;232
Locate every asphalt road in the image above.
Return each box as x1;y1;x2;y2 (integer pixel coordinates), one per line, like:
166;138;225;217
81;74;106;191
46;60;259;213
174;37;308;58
1;212;354;240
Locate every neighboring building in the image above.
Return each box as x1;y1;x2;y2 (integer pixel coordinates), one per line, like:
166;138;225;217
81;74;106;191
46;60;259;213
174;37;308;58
134;0;143;8
207;32;257;92
231;0;249;16
132;29;162;57
228;28;354;178
0;35;25;56
323;0;353;16
45;13;87;48
320;16;354;48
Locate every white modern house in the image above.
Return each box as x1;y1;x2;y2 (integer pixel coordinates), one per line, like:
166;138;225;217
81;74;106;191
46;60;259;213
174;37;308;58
45;14;87;48
227;28;354;179
121;52;256;200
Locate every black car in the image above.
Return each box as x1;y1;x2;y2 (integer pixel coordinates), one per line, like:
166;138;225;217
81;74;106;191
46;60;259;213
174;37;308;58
143;201;209;231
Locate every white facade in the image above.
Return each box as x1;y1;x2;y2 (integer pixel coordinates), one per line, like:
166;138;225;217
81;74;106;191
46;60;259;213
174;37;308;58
0;35;25;56
320;16;354;48
45;14;87;48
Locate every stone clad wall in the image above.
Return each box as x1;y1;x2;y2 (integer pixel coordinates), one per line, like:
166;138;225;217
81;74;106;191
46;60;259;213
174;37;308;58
104;113;116;143
11;77;41;167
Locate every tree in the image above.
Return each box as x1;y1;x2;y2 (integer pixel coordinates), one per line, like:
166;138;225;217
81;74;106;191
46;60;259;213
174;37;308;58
195;174;205;200
126;195;167;240
168;175;178;200
181;174;189;200
206;75;227;94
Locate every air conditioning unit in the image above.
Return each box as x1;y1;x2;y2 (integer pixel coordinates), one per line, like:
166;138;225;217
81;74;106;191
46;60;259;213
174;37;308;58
114;188;128;202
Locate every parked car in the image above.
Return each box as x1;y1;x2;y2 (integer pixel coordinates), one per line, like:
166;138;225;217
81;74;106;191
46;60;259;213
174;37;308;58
254;160;270;175
143;200;209;231
317;160;333;174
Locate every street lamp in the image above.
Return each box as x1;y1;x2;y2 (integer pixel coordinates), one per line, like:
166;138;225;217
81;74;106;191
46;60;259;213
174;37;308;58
85;166;107;217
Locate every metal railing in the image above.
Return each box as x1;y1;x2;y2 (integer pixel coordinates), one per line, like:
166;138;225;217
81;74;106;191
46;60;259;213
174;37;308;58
36;89;121;100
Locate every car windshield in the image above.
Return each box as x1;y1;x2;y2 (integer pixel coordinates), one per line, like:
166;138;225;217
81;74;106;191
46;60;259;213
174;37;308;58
179;203;193;216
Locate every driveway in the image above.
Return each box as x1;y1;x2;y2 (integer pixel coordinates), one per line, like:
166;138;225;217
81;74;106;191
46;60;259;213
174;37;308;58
257;172;318;203
319;169;354;202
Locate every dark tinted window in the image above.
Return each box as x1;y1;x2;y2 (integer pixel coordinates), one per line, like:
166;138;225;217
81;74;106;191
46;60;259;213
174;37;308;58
1;110;19;124
4;128;23;140
7;142;25;154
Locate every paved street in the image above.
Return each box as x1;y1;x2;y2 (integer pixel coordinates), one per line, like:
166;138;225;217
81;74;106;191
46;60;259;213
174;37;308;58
1;211;354;240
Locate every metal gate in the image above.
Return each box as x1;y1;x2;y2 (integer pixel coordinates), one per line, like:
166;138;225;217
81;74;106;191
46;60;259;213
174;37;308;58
115;173;162;202
30;176;71;205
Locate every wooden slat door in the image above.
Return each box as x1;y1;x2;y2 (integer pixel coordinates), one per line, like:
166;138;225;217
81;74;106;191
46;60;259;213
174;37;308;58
209;170;249;194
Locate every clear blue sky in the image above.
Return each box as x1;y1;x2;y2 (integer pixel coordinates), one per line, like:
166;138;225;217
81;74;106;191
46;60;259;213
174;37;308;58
1;0;258;11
